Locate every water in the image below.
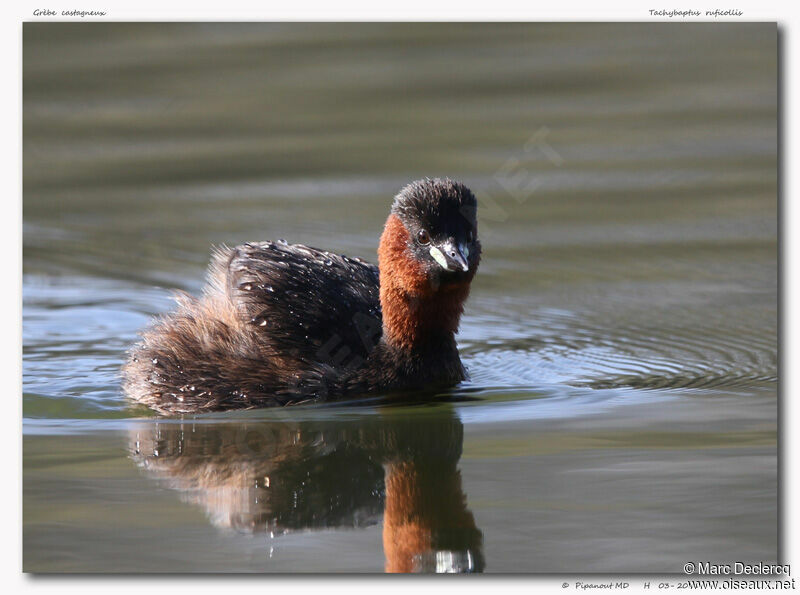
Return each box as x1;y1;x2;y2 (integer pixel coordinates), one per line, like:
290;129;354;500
23;23;777;572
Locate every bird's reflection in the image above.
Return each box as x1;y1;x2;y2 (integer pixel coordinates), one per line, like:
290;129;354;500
128;408;484;573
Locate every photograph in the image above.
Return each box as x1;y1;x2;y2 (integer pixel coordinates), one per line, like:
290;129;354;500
22;21;777;574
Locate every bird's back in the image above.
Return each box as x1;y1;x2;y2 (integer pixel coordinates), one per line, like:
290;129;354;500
222;241;382;366
122;241;382;413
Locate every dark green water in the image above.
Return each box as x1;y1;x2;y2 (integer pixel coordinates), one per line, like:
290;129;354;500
23;23;777;572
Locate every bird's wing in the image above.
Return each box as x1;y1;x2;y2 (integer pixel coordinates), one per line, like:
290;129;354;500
222;241;383;368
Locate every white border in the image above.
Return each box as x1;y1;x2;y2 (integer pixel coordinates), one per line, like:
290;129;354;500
4;2;791;593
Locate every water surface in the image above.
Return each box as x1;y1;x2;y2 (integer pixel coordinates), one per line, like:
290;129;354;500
23;23;777;572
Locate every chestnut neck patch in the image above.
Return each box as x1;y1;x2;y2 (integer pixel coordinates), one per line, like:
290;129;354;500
378;215;471;351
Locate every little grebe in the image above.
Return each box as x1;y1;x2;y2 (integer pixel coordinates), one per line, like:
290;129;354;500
122;178;481;414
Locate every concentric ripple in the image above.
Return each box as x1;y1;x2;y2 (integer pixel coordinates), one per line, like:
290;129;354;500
461;300;776;397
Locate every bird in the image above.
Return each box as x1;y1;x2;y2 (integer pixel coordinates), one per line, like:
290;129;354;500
122;178;481;414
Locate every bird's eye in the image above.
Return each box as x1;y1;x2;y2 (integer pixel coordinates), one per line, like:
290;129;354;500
417;229;431;245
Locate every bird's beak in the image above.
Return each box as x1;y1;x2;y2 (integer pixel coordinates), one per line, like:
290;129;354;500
439;239;470;272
